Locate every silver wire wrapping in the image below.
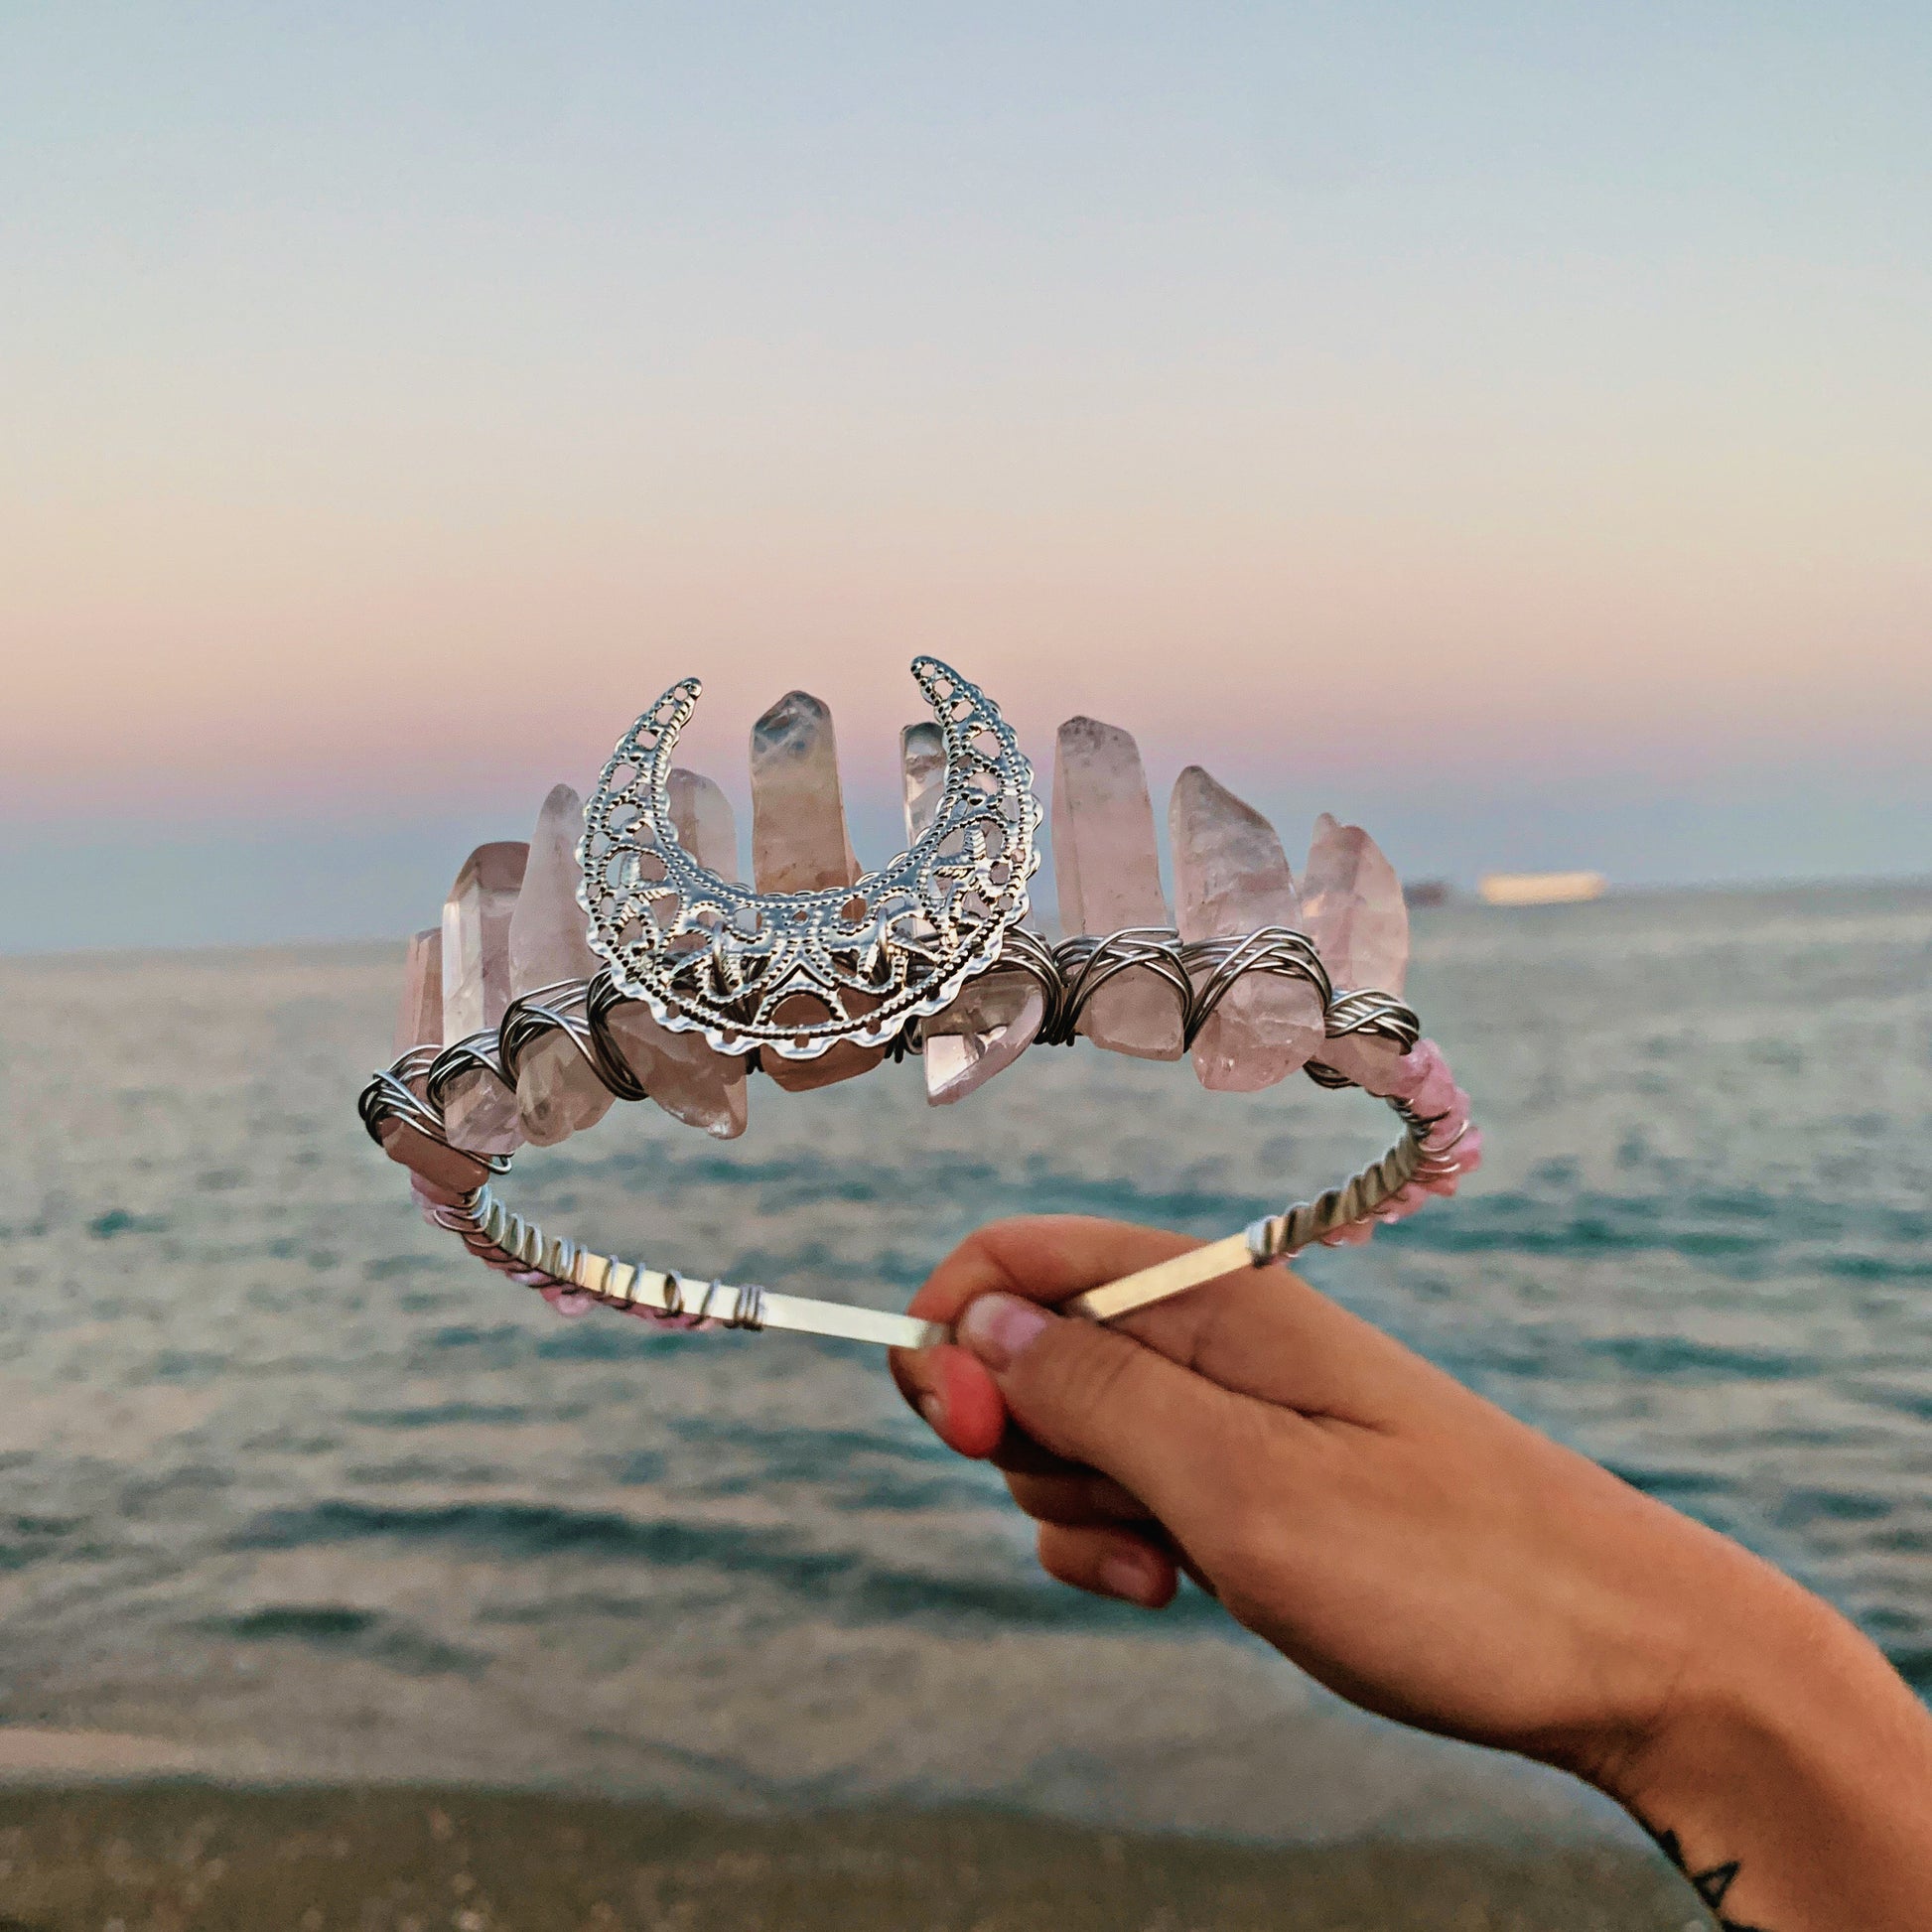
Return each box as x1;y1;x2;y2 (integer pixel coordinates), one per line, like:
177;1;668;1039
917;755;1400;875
359;924;1444;1320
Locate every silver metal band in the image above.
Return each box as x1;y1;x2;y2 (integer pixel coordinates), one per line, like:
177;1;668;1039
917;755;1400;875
360;925;1451;1345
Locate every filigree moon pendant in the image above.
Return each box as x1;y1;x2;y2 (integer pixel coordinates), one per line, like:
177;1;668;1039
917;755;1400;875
578;657;1041;1060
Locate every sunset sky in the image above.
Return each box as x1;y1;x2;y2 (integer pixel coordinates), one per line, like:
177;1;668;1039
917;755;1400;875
4;5;1928;948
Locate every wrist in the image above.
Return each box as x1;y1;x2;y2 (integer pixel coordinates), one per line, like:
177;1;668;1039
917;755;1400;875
1601;1564;1932;1924
1598;1559;1834;1815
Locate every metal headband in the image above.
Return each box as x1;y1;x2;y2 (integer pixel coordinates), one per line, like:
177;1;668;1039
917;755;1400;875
357;657;1482;1348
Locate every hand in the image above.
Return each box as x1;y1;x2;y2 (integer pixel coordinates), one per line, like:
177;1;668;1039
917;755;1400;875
892;1216;1932;1931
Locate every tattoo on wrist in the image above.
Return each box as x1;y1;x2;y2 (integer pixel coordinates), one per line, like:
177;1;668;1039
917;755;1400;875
1641;1819;1769;1932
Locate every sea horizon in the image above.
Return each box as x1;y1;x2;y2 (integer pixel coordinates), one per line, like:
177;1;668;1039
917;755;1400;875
5;865;1930;962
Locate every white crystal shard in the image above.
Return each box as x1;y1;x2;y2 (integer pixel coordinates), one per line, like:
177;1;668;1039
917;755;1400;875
751;691;883;1092
606;764;751;1137
1052;717;1183;1060
509;784;614;1148
441;841;528;1155
1170;766;1324;1091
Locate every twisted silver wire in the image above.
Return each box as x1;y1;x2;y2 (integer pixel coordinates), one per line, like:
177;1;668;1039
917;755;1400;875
1039;926;1197;1047
360;922;1442;1310
410;1183;773;1328
391;925;1419;1110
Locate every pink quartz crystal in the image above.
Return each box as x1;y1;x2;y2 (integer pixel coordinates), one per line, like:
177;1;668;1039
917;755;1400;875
440;841;528;1155
605;766;752;1138
606;1007;751;1138
443;843;528;1035
510;785;600;992
1052;717;1184;1061
1301;812;1409;996
924;971;1045;1105
408;1173;472;1231
1423;1089;1472;1152
395;927;443;1055
1377;1180;1431;1223
1319;1033;1404;1095
668;766;738;882
912;722;1044;1103
511;1030;609;1152
668;766;740;879
1408;1046;1459;1125
1170;765;1325;1092
1299;813;1410;1089
379;1114;489;1195
381;917;487;1189
509;783;616;1148
751;690;860;895
1370;1041;1434;1103
750;691;884;1093
1320;1221;1375;1247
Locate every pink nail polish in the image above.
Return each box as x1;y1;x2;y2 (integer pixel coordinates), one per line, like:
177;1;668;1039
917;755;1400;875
957;1293;1051;1370
1098;1552;1156;1604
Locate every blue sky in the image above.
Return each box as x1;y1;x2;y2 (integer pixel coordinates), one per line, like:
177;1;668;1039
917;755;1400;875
3;5;1928;948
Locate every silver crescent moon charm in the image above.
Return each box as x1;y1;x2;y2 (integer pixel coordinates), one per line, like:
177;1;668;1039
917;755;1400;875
578;657;1041;1059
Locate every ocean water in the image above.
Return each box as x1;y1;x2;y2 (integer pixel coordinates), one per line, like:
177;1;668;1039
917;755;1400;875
0;881;1927;1847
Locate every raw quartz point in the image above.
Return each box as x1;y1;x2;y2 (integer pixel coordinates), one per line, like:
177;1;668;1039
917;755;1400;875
604;766;751;1139
378;924;493;1193
1052;718;1184;1060
900;721;947;841
752;690;860;894
750;691;884;1093
924;970;1044;1105
441;841;529;1155
668;765;740;882
1301;812;1410;1092
1302;812;1408;995
508;783;615;1148
394;926;443;1055
909;721;1045;1103
1170;766;1324;1092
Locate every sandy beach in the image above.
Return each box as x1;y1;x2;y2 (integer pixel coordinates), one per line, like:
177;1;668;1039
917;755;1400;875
0;1784;1699;1931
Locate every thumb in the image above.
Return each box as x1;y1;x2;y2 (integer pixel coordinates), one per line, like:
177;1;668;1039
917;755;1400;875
955;1292;1250;1522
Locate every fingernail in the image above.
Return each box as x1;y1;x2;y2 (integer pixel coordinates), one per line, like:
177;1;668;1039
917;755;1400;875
918;1391;946;1434
1098;1551;1161;1606
957;1293;1052;1371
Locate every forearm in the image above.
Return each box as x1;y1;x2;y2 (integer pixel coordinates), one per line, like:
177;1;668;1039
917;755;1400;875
1604;1573;1932;1929
901;1222;1932;1925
